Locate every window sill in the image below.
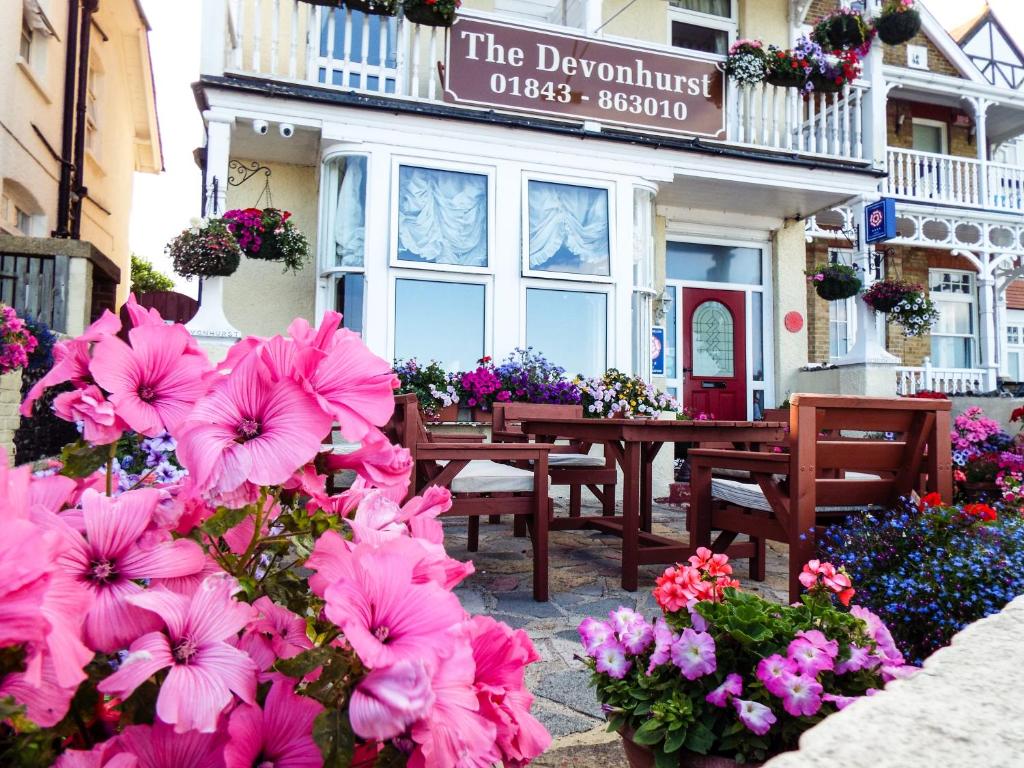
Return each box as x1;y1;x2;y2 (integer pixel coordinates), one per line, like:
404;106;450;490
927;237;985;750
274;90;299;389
16;57;51;104
85;150;106;178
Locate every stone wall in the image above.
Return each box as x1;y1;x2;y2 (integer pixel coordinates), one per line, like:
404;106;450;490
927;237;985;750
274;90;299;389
0;370;22;464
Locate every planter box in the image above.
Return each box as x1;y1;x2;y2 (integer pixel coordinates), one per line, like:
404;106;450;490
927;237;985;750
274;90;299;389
620;731;764;768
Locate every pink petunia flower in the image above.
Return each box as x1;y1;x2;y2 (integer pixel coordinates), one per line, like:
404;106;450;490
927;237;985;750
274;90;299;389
578;618;614;657
778;673;823;717
734;698;776;736
90;324;211;436
224;679;323;768
58;489;205;653
594;642;631;679
850;605;905;667
53;386;125;445
98;575;258;733
671;628;716;680
787;631;838;677
348;659;435;741
237;596;313;674
705;673;743;708
835;643;878;674
618;618;654;655
646;618;677;675
756;654;797;698
823;692;859;710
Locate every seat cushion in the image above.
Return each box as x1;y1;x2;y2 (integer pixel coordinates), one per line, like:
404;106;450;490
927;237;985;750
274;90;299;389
546;453;607;468
710;477;883;514
445;460;537;494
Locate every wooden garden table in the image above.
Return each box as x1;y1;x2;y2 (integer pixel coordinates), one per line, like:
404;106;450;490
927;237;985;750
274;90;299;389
520;417;787;591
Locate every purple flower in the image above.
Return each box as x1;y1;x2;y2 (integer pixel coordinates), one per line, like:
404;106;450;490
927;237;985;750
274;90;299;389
687;599;708;632
851;605;905;667
705;673;743;708
835;644;877;674
734;698;776;736
594;641;631;679
787;631;837;677
578;618;613;657
670;628;716;680
646;618;676;675
609;607;644;635
756;654;797;697
619;619;654;655
779;673;823;717
823;692;858;711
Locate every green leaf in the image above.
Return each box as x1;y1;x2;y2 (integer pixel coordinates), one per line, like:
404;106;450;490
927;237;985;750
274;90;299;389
200;506;251;538
59;440;111;478
630;718;665;746
313;709;355;768
654;748;678;768
663;726;687;754
273;646;334;678
684;720;715;755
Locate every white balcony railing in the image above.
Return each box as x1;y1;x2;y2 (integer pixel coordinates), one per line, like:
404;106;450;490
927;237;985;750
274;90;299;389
886;147;1024;213
896;362;985;396
215;0;873;163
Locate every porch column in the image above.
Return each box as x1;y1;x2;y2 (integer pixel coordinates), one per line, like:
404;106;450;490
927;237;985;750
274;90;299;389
978;271;999;391
966;97;993;208
200;0;228;77
997;286;1009;377
204;112;233;216
860;36;888;171
584;0;602;35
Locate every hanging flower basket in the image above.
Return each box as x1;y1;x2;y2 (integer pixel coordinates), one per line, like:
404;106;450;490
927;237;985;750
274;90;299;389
813;9;872;51
402;0;457;27
874;3;922;46
297;0;345;6
808;72;845;93
889;290;940;337
167;218;242;280
223;208;310;274
724;40;768;87
765;43;812;89
344;0;397;16
861;279;912;313
806;263;863;301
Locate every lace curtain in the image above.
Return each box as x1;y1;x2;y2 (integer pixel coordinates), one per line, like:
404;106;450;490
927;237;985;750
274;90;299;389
397;166;488;267
334;156;366;267
528;181;610;276
669;0;730;16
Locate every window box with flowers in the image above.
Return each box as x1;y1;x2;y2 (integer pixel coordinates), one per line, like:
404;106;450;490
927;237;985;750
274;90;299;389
807;49;861;93
765;45;809;88
874;0;921;46
402;0;459;27
459;357;510;421
222;208;310;274
577;369;677;418
724;40;768;87
394;358;460;422
806;262;863;301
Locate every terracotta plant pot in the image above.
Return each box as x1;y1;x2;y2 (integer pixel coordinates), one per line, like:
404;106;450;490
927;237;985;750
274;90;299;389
422;405;457;423
875;9;921;46
620;731;764;768
609;410;628;419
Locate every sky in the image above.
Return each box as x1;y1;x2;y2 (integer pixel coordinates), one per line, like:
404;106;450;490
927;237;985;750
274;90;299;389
127;0;1024;293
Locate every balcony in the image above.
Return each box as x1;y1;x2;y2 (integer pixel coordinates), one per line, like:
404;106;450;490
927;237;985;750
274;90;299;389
209;0;873;166
896;361;986;396
886;147;1024;213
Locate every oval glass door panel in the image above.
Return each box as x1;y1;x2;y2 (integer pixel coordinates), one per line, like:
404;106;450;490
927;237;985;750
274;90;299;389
691;301;734;377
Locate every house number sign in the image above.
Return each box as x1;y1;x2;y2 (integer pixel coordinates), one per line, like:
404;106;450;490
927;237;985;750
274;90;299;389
444;16;726;139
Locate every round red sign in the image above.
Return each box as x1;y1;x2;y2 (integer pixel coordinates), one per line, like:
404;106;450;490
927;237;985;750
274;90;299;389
784;311;804;333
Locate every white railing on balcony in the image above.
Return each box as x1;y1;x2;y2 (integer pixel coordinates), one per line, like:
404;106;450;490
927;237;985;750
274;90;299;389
730;82;867;161
896;361;984;395
886;147;1024;213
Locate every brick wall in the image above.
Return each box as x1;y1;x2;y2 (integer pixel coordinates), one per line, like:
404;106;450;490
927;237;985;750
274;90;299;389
1007;280;1024;310
0;371;22;464
886;100;977;160
806;0;840;25
882;28;964;78
805;242;836;364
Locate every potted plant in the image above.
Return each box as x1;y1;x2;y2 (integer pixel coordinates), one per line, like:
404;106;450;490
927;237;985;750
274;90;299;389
577;369;678;418
724;39;768;87
345;0;397;16
394;358;460;422
579;551;912;766
874;0;921;46
402;0;459;27
167;217;242;280
812;8;872;51
807;50;861;93
806;262;863;300
495;347;582;405
459;357;509;421
0;304;39;376
222;207;310;273
860;278;914;313
888;289;939;337
765;46;809;88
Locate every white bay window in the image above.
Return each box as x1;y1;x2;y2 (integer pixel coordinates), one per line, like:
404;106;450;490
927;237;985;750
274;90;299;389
930;270;977;369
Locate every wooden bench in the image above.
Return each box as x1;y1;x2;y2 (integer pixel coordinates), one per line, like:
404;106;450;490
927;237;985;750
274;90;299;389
385;394;552;601
689;394;953;602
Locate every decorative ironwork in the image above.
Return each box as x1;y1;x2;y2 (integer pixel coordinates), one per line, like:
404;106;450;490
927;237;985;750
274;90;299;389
227;160;272;188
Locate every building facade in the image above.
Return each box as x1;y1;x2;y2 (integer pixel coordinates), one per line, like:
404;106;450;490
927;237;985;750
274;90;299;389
195;0;1024;416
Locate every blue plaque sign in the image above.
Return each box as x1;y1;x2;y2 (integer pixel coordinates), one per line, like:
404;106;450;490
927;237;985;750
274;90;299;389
651;326;665;376
865;198;896;244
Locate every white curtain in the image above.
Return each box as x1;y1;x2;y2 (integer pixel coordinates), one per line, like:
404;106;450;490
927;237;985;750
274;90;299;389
335;156;366;267
528;181;610;274
670;0;730;16
397;167;488;267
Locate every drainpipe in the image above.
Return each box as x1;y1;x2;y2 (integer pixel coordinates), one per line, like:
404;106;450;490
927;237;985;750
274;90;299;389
54;0;81;238
70;0;99;239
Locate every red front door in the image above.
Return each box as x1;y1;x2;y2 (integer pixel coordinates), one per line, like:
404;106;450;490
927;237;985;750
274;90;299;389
682;288;746;420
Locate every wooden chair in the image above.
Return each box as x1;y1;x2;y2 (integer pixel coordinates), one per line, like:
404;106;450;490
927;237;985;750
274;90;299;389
689;394;953;602
385;394;552;601
492;402;617;520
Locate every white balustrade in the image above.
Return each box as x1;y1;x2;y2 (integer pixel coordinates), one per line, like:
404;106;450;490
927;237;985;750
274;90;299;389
896;361;985;395
886;148;1024;214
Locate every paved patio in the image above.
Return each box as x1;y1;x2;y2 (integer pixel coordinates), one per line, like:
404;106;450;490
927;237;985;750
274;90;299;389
447;497;792;766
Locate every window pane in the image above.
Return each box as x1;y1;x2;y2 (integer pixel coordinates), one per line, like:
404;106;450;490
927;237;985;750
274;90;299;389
752;390;764;421
664;285;678;378
398;166;488;267
666;242;762;284
528;180;610;276
526;288;607;377
395;280;485;371
691;300;734;377
931;336;973;369
1012;352;1022;382
933;300;972;335
829;299;848;359
1008;326;1020;345
671;20;728;54
335;274;365;335
912;123;945;154
333;156;367;268
669;0;730;16
751;292;764;380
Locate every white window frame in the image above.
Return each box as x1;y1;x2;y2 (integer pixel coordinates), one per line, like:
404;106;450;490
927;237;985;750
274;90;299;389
389;156;495;276
929;268;977;369
519;277;614;377
911;117;949;155
388;270;493;370
1006;320;1024;381
666;1;737;52
521;171;616;284
825;249;857;361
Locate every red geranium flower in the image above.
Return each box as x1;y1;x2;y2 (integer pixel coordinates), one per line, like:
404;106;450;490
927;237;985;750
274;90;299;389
918;492;943;510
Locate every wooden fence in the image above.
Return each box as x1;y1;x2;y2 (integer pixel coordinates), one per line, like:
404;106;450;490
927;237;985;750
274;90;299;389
0;252;69;332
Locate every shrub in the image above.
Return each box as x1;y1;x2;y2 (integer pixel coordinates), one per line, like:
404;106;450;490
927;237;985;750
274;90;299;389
130;254;175;293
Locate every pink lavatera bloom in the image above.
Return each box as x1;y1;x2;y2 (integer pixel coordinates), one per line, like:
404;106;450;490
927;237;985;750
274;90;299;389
0;655;83;728
90;324;212;436
53;385;125;445
107;719;228;768
57;489;205;653
238;596;313;674
349;658;435;741
324;428;413;494
224;680;323;768
176;355;331;494
98;575;258;733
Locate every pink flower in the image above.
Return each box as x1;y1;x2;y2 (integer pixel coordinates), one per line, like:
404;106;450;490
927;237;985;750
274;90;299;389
224;679;322;768
835;643;877;674
850;605;904;667
705;673;743;708
594;642;631;679
671;628;716;680
106;719;227;768
176;355;332;494
238;596;313;674
734;698;776;736
53;385;125;445
778;673;823;717
349;659;435;741
98;575;258;733
618;618;654;655
646;618;676;674
58;489;205;653
578;618;614;657
90;324;211;436
324;428;413;495
756;654;797;697
316;539;465;670
0;654;81;728
823;692;858;710
787;630;838;677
